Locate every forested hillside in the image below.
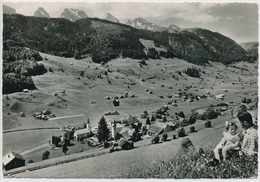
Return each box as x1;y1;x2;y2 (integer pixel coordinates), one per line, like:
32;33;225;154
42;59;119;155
3;14;253;65
2;40;47;94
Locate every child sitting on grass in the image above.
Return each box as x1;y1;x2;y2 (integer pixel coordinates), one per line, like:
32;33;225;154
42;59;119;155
213;121;240;162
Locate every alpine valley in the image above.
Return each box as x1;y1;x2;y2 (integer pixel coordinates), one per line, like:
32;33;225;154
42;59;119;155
2;4;258;179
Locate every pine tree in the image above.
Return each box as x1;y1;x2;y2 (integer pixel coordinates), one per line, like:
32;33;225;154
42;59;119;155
163;115;167;122
62;144;68;155
146;117;151;125
96;116;110;143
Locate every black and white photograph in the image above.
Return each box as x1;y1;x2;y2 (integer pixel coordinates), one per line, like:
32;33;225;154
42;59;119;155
1;0;259;179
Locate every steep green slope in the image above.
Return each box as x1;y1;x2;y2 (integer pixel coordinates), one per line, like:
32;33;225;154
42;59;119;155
170;28;251;64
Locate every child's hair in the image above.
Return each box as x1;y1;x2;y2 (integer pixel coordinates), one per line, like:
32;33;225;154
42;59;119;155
226;121;238;130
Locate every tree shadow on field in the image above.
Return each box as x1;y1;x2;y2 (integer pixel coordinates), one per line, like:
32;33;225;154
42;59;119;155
162;139;171;142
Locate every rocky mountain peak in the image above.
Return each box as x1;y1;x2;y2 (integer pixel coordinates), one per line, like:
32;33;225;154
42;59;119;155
3;4;16;14
126;17;166;32
105;13;120;23
61;8;88;22
34;7;50;18
126;19;132;25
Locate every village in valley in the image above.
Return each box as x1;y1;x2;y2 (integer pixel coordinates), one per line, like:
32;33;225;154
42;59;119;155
1;1;259;179
2;54;258;177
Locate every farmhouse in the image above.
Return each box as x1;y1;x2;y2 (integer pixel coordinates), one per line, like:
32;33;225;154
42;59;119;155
19;112;25;117
119;127;137;141
89;100;96;104
215;94;225;100
23;89;29;93
74;128;92;141
162;123;176;132
147;124;164;136
2;151;25;171
113;99;120;106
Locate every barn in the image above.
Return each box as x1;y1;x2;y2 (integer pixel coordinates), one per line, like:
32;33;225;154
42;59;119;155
74;128;92;141
2;151;25;171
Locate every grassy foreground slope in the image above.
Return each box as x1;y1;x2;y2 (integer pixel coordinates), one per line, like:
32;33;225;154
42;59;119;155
13;107;257;178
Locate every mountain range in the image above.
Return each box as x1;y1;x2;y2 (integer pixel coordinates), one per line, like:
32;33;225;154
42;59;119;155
60;8;88;22
3;4;180;32
3;13;255;66
126;17;180;32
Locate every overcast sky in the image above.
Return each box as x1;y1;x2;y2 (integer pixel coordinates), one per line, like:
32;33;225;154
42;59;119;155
3;0;259;43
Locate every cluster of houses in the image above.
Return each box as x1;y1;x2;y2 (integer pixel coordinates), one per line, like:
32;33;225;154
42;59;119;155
33;109;56;120
172;90;209;102
104;110;120;116
106;92;136;101
3;82;230;172
2;109;178;171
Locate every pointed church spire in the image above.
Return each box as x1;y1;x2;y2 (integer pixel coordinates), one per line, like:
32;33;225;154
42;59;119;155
87;117;90;129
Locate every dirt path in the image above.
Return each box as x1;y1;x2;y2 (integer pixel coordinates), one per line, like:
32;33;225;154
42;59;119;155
49;114;85;121
21;143;49;155
128;78;143;95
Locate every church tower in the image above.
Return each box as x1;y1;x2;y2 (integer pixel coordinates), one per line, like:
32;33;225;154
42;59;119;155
111;120;117;139
87;117;90;129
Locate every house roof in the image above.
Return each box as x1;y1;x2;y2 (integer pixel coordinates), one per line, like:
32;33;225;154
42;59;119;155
148;125;164;134
216;94;225;99
109;123;124;133
74;128;91;135
2;151;25;166
120;128;136;139
153;122;176;128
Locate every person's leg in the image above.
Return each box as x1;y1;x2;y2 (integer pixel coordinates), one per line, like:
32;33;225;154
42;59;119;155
222;146;229;161
214;145;222;161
